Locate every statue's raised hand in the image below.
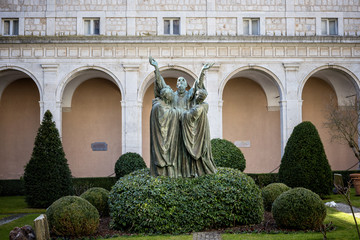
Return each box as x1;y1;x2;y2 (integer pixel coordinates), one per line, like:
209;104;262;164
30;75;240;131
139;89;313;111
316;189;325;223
202;63;215;71
149;56;158;68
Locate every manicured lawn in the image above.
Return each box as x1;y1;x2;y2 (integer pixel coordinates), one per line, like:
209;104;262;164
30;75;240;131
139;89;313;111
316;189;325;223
0;196;45;214
0;214;39;239
323;188;360;208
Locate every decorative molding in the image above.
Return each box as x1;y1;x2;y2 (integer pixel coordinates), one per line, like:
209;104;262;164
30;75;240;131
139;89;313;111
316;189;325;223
122;64;140;72
282;62;300;71
41;64;59;72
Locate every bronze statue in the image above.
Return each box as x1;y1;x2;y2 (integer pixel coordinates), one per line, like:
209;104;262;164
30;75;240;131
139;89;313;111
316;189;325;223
149;57;217;177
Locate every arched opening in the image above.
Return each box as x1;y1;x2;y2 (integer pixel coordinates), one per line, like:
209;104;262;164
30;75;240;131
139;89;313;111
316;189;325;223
222;69;282;173
62;71;122;177
141;69;195;166
302;68;358;170
0;70;40;179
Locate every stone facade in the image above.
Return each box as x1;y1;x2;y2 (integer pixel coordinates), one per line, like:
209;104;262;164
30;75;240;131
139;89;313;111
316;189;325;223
186;18;207;36
215;0;286;11
216;18;237;36
106;18;127;36
136;18;157;36
265;18;286;36
344;18;360;36
295;18;316;36
55;18;77;36
55;0;126;11
24;18;47;36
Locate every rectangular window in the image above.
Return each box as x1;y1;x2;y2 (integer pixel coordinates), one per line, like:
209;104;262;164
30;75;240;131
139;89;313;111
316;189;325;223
3;19;19;36
164;18;180;35
321;18;338;35
84;18;100;35
243;18;259;35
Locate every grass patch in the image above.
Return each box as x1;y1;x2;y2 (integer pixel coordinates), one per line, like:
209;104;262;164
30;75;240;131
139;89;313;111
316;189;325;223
323;188;360;208
0;196;45;214
106;235;192;240
0;215;11;220
0;214;39;239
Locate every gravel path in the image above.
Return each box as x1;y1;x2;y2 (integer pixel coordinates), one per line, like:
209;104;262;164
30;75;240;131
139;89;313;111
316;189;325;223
334;202;360;218
0;214;28;226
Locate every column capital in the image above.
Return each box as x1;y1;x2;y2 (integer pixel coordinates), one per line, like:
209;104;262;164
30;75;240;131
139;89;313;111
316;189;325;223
208;64;221;72
41;64;59;72
122;64;140;72
283;62;299;71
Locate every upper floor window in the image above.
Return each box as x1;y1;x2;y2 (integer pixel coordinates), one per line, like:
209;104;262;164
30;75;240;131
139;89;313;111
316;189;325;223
243;18;260;35
164;18;180;35
3;19;19;36
84;18;100;35
321;18;338;35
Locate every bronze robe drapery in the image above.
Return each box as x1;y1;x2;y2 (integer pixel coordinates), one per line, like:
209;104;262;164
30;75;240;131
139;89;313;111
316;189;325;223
182;102;217;176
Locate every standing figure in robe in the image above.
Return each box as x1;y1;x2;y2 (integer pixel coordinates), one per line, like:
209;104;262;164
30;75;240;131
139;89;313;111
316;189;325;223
182;89;217;177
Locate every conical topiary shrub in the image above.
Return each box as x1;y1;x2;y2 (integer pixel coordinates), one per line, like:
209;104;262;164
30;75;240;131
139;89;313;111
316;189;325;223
278;121;332;196
24;110;73;208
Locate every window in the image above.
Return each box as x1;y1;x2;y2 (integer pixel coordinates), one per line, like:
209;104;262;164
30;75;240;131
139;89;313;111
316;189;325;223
3;19;19;36
321;18;338;35
84;18;100;35
164;18;180;35
243;18;259;35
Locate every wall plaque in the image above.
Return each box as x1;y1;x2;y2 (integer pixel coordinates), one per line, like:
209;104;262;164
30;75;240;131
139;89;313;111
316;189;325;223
234;140;251;148
91;142;108;151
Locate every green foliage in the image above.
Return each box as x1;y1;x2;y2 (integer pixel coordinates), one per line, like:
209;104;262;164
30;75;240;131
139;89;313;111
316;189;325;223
46;196;99;237
109;168;263;234
211;138;246;172
115;152;147;179
80;187;110;216
72;177;117;196
0;179;25;196
278;121;333;196
247;173;279;188
272;187;326;230
23;110;73;208
261;183;291;211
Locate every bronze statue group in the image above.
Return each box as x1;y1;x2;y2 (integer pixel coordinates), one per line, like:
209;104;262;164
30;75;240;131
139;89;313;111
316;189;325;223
149;57;217;178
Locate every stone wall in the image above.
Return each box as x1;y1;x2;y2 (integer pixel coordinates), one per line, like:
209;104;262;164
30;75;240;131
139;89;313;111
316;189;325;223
216;18;237;36
55;18;77;36
265;18;286;36
186;18;207;36
344;18;360;36
24;18;46;36
294;0;360;12
106;18;127;36
136;18;157;36
0;0;46;12
215;0;286;12
136;0;207;11
295;17;316;36
55;0;126;11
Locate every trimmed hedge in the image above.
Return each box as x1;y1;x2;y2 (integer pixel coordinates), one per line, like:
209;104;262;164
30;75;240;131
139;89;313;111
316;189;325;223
272;187;326;230
46;196;99;237
80;187;110;216
211;138;246;171
278;121;333;196
261;183;291;211
72;177;117;196
109;168;264;234
0;179;24;196
248;173;279;188
115;152;147;179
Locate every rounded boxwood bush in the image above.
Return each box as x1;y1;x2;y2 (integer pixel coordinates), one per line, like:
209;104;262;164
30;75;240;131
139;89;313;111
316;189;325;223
272;187;326;230
109;167;263;234
80;187;110;216
46;196;99;237
211;138;246;171
278;121;333;196
115;152;147;179
261;183;291;211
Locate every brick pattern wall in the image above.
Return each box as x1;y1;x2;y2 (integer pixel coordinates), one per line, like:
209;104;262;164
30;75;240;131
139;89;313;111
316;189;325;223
216;18;237;36
215;0;286;11
0;0;46;12
55;18;77;36
295;17;316;36
135;18;157;36
136;0;207;11
294;0;360;12
56;0;126;11
24;18;46;36
186;18;207;36
344;18;360;36
265;18;286;36
106;18;127;36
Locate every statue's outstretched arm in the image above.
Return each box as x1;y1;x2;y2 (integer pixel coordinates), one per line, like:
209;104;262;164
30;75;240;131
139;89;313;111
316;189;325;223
196;63;214;89
149;56;168;97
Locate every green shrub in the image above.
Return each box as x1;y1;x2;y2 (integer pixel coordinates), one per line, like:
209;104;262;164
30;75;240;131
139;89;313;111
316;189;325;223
109;167;263;234
278;121;333;196
261;183;291;211
211;138;246;171
46;196;99;237
80;187;110;216
72;177;117;196
24;110;73;208
114;152;147;179
248;173;279;188
272;187;326;230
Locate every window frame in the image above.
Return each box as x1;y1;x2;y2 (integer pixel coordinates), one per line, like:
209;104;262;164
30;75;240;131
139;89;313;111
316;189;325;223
243;18;260;36
2;18;19;36
163;18;180;35
321;18;338;35
83;18;100;35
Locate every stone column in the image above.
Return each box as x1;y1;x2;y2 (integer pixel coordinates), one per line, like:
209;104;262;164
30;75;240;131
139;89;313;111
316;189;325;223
122;64;142;155
206;64;222;139
281;63;302;155
41;64;62;133
46;0;56;36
